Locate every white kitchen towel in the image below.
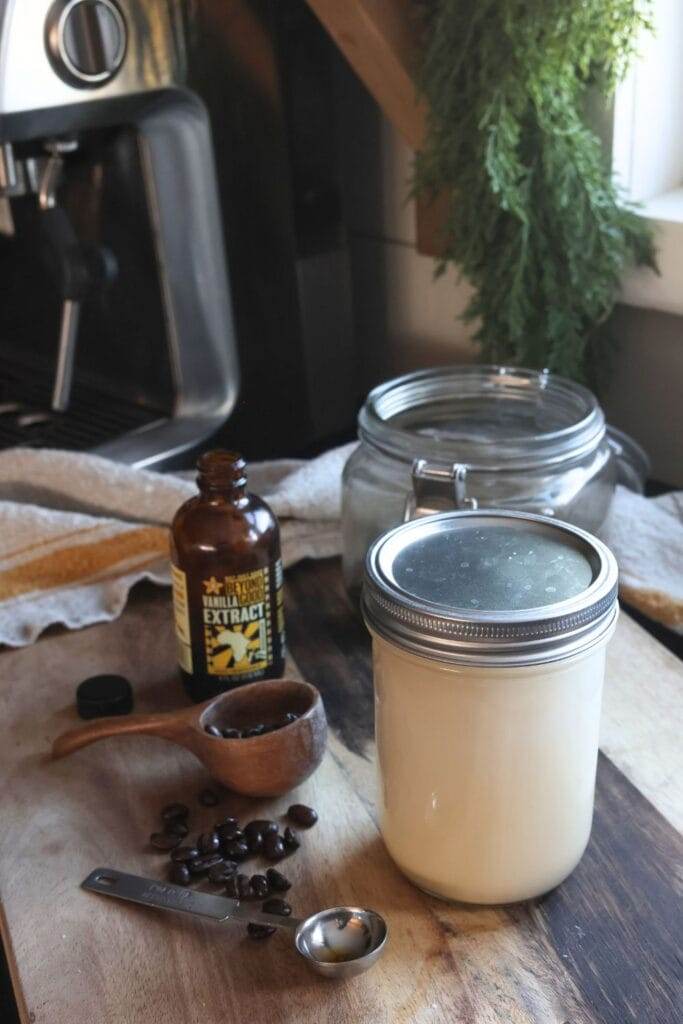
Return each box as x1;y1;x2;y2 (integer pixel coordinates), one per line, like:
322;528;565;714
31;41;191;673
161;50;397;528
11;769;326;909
0;445;353;647
0;444;679;647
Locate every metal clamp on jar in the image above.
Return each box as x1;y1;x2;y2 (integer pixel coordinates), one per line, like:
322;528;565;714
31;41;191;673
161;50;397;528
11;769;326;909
343;365;647;597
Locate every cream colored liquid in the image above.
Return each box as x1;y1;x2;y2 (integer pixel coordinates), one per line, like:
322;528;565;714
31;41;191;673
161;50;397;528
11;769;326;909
372;633;612;904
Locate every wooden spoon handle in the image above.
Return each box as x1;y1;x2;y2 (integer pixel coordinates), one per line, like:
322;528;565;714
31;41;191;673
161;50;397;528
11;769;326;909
52;711;188;760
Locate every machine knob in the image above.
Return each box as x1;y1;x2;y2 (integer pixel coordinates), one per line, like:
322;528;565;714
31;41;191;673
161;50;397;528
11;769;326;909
46;0;127;88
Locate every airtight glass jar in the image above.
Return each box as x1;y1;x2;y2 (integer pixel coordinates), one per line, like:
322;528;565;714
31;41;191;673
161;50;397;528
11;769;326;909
363;510;619;905
343;365;641;598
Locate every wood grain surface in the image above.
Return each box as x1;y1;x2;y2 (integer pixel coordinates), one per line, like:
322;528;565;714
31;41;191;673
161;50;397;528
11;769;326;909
0;562;681;1024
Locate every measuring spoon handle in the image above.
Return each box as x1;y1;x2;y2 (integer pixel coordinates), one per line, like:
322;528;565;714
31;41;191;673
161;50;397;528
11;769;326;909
82;867;300;931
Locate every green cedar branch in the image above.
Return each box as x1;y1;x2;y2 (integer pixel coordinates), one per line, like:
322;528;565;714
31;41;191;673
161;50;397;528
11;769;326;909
414;0;658;383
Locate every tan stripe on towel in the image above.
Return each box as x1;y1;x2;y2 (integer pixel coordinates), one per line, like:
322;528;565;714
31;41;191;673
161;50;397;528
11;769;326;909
620;583;683;630
0;525;103;565
0;526;169;601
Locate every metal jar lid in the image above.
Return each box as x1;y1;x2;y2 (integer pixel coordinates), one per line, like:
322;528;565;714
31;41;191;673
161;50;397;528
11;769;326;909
362;510;619;666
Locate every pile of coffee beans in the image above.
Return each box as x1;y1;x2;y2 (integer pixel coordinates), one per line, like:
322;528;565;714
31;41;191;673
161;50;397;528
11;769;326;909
149;795;318;940
204;712;300;740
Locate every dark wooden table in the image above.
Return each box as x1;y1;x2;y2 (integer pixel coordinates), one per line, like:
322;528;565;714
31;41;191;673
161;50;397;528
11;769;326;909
0;559;681;1023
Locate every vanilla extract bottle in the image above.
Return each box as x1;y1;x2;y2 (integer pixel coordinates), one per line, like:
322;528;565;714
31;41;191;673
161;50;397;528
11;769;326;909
170;450;285;702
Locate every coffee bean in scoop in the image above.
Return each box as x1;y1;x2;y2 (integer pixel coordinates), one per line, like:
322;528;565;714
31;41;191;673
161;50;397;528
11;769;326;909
198;831;220;854
171;845;199;864
170;863;191;886
283;827;300;852
150;831;181;851
198;787;219;807
247;923;276;940
262;898;291;917
161;802;189;823
266;868;291;892
204;724;222;738
222;728;241;739
250;874;269;898
263;832;285;862
243;724;266;737
188;853;224;875
287;804;318;828
208;860;237;884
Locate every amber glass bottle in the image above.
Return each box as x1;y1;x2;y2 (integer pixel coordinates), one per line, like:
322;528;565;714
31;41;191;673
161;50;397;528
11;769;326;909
170;450;285;702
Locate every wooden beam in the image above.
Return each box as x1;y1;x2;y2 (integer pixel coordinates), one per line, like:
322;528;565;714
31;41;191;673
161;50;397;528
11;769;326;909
305;0;446;256
304;0;427;151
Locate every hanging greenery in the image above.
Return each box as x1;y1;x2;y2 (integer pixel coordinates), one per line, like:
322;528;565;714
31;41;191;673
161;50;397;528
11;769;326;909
414;0;657;383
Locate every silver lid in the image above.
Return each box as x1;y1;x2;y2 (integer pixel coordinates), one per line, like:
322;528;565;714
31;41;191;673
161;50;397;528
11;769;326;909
362;511;619;666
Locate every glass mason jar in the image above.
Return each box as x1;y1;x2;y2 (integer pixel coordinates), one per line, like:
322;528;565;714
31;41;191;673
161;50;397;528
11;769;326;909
363;510;619;905
343;365;641;599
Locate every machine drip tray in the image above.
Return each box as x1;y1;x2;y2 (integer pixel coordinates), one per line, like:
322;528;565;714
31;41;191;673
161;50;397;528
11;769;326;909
0;354;166;453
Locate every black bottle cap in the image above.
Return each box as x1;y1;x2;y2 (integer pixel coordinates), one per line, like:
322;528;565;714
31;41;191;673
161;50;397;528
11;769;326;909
76;675;134;720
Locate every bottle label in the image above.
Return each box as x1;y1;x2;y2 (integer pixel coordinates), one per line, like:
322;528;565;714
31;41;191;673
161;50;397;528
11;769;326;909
171;565;193;674
201;566;276;677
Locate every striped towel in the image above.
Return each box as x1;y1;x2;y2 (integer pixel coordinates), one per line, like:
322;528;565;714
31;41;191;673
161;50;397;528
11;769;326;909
0;445;352;647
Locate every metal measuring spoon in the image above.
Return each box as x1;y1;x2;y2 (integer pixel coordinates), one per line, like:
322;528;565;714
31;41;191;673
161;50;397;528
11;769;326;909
82;868;388;979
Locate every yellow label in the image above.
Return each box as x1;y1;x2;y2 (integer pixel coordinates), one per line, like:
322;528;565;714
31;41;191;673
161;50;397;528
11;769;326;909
171;564;193;673
202;567;272;676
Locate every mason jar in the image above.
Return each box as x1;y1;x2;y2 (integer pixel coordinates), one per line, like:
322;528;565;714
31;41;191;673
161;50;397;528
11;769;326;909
363;510;619;905
342;365;637;598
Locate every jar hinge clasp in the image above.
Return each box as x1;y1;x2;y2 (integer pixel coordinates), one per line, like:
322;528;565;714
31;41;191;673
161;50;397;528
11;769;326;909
403;459;479;522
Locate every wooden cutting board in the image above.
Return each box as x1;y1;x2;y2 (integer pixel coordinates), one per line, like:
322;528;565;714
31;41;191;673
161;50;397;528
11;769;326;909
0;561;681;1024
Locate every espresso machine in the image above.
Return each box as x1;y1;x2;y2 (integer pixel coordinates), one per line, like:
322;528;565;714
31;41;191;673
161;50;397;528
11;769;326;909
0;0;241;467
0;2;358;467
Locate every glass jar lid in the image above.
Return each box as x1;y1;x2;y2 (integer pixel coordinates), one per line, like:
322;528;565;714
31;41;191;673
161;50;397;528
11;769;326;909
363;511;619;665
359;365;605;471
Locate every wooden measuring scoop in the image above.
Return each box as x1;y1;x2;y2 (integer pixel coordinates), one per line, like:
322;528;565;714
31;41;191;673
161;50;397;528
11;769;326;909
52;678;326;797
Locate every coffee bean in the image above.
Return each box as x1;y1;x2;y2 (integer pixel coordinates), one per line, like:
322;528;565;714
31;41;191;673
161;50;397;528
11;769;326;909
266;868;291;892
208;860;238;884
215;818;240;841
287;804;318;828
286;712;300;723
283;827;300;852
250;874;269;898
247;923;276;940
150;831;181;851
224;839;249;862
222;728;241;739
198;787;219;807
198;831;220;854
161;802;189;823
171;845;199;863
245;819;278;838
205;724;222;738
243;724;266;737
225;873;252;898
262;898;291;917
165;819;189;838
188;853;224;875
263;833;285;862
170;863;191;886
246;830;263;855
